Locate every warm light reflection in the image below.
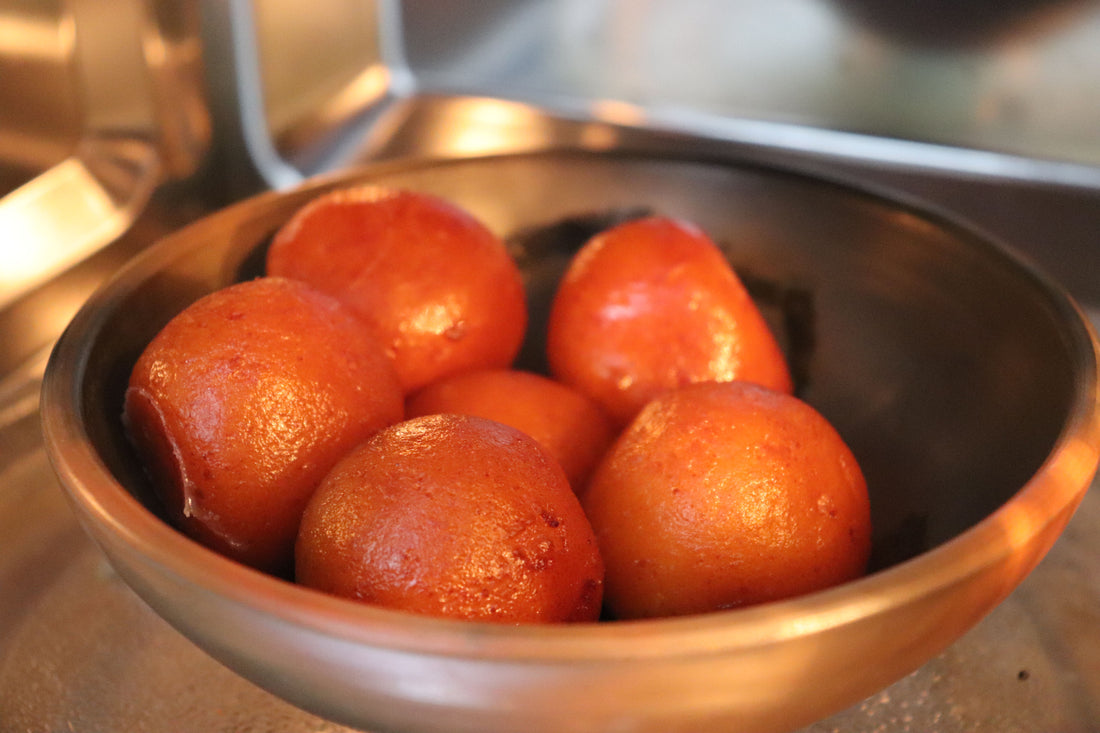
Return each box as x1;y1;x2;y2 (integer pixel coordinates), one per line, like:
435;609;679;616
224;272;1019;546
588;98;649;128
407;301;462;338
1006;433;1099;550
0;9;74;60
316;65;395;131
0;159;129;308
442;97;553;155
578;121;621;150
975;428;1100;602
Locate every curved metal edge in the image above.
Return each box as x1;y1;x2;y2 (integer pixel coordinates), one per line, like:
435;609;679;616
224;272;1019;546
197;0;415;194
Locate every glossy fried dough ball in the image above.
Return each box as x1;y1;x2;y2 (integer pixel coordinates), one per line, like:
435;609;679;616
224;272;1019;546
583;381;871;619
266;186;528;393
295;414;605;623
405;368;617;492
123;277;404;574
546;216;793;426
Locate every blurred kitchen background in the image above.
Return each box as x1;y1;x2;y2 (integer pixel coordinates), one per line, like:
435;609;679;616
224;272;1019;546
3;0;1100;343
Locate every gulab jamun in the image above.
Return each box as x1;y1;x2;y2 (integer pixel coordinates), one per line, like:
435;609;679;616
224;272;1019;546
123;277;404;574
546;215;792;426
266;186;528;393
583;381;871;619
296;414;604;623
405;368;617;492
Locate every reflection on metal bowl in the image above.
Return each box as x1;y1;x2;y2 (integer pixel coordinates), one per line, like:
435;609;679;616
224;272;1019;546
40;149;1100;733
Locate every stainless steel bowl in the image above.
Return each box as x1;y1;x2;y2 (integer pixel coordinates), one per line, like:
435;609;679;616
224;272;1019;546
40;149;1100;733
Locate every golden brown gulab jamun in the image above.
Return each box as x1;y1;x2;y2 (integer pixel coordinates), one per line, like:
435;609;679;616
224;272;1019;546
583;380;871;619
546;216;792;426
123;276;404;574
405;368;617;492
266;187;528;393
295;414;604;623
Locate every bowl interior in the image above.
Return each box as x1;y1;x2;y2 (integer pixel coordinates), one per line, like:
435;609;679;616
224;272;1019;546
71;149;1088;577
43;147;1100;733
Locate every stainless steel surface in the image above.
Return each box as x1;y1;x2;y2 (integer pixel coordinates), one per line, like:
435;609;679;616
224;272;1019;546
401;0;1100;168
197;0;409;194
3;1;1100;730
0;0;208;311
37;148;1100;733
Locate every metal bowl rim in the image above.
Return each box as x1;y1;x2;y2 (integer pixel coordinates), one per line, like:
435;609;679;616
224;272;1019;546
40;148;1100;662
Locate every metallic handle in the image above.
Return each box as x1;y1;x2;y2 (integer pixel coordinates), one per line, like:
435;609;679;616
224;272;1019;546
199;0;413;194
